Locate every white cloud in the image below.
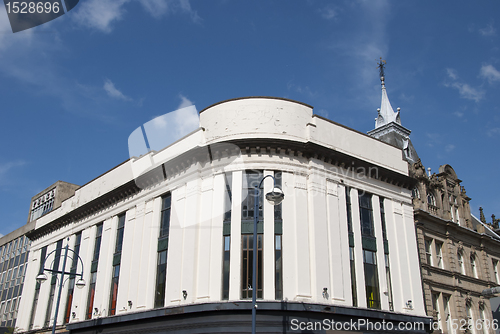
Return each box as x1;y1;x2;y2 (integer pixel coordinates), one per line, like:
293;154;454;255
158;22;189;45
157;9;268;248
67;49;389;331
445;144;455;152
453;111;464;118
444;68;484;102
177;94;194;109
0;234;3;238
73;0;130;33
138;0;201;22
446;68;458;80
480;64;500;84
0;161;26;184
479;23;496;36
103;78;132;101
286;81;318;98
487;128;500;137
320;6;337;20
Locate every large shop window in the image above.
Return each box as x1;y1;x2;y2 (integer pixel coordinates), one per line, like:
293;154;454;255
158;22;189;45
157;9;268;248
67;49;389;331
274;172;283;301
241;234;263;299
363;250;380;309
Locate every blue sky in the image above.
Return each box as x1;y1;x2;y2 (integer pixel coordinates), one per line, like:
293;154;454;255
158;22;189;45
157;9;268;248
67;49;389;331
0;0;499;236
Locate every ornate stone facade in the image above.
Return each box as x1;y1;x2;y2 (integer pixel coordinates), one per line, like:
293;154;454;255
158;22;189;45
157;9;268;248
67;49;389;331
410;162;500;334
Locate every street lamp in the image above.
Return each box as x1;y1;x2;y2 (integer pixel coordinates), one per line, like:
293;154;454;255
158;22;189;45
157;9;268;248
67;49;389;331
252;175;284;334
37;237;86;334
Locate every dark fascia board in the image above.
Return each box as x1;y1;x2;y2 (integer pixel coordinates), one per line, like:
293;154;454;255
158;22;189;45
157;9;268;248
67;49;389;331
66;301;431;332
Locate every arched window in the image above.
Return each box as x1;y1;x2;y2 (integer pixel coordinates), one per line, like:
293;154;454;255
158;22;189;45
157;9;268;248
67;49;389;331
470;254;478;278
457;251;465;274
466;301;476;334
412;187;420;199
479;303;488;334
427;192;436;206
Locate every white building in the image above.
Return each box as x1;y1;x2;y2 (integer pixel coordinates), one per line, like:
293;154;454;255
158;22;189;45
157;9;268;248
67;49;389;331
17;97;430;333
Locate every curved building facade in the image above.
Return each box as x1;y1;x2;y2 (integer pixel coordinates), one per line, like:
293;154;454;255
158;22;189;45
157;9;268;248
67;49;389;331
16;97;430;333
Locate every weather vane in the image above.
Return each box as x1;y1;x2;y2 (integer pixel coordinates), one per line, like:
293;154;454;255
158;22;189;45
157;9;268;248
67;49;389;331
377;57;386;78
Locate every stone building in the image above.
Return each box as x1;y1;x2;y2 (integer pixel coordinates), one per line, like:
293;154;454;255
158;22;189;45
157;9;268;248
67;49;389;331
13;97;430;333
368;72;500;334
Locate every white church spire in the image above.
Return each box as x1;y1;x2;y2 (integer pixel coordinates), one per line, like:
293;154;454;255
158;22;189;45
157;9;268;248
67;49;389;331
375;58;401;128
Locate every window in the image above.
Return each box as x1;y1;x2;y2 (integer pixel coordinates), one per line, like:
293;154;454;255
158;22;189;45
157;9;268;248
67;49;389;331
466;302;475;334
274;172;283;301
359;193;374;237
222;173;232;300
411;187;420;199
425;239;433;265
115;213;126;254
109;264;120;315
109;214;125;316
242;170;263;221
159;195;171;239
155;194;172;308
45;239;63;327
86;224;103;320
443;294;451;333
435;241;443;269
493;259;499;284
379;197;388;240
64;232;82;324
458;251;465;274
241;234;263;299
154;250;167;308
471;254;478;278
385;254;394;311
86;272;97;319
275;235;283;300
427;192;436;206
349;247;357;307
29;246;47;329
479;304;488;334
223;173;233;223
92;224;103;263
346;187;353;233
222;236;230;300
363;250;380;309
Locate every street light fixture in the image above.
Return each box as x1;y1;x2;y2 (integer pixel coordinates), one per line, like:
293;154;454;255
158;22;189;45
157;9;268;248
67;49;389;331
37;237;86;334
252;175;284;334
36;273;48;283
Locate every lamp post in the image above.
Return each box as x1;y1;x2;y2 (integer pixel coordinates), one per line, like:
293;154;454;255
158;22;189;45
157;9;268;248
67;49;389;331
252;175;284;334
36;237;86;334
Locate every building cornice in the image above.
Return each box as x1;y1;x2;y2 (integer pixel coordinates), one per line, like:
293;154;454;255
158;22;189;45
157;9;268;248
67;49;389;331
27;137;416;241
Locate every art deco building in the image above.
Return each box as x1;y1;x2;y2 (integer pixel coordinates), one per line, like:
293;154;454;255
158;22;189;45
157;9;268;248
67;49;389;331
14;97;430;333
368;73;500;334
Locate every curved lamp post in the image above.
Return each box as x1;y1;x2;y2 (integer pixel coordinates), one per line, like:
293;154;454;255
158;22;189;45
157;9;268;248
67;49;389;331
252;175;284;334
37;237;86;334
